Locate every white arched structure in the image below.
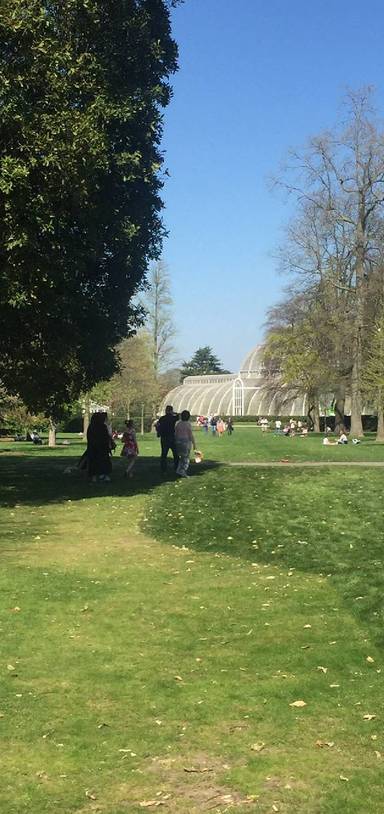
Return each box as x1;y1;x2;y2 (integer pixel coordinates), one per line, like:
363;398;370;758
161;345;309;417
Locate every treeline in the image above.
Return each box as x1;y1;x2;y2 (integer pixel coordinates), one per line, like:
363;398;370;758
263;89;384;439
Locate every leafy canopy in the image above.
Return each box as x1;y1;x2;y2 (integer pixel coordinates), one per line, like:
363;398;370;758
0;0;178;417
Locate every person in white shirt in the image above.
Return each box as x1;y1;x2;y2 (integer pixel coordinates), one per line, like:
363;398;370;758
275;419;282;433
175;410;196;478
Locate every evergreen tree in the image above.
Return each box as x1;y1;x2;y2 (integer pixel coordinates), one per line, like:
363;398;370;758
180;346;228;379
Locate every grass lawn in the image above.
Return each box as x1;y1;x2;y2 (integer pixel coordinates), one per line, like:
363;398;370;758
1;435;384;812
137;427;384;464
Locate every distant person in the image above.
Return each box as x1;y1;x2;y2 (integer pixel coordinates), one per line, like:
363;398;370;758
121;420;139;477
338;430;348;444
210;416;217;436
157;405;179;473
175;410;196;478
87;412;112;482
227;417;234;435
323;436;337;446
275;419;282;433
29;431;42;445
203;417;209;433
217;418;225;437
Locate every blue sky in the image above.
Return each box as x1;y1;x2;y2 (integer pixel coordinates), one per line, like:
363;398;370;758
161;0;384;372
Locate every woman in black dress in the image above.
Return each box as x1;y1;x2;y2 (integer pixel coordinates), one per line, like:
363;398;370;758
87;412;112;482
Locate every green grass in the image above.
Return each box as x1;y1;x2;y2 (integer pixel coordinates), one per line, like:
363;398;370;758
3;426;384;465
137;426;384;464
1;436;384;812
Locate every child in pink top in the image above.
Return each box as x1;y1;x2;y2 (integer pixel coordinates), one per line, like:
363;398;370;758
121;420;139;477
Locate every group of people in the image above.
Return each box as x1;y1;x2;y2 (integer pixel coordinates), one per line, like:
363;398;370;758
323;429;353;445
84;405;197;482
197;415;234;435
155;406;196;477
259;417;309;436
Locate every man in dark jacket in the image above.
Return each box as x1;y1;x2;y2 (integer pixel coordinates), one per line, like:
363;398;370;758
156;405;179;473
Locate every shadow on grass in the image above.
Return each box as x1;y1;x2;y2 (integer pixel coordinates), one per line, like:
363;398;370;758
0;452;220;509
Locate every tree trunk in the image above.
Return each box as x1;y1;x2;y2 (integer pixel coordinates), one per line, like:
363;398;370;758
82;403;90;440
350;351;364;436
140;403;144;436
334;383;346;433
308;396;320;432
48;418;56;447
350;210;365;437
376;409;384;442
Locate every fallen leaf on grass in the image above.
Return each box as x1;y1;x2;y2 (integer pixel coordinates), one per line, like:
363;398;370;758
374;751;382;759
366;656;375;664
85;790;97;800
303;624;312;629
339;775;349;782
317;666;328;674
139;802;165;809
363;714;376;721
184;766;213;773
10;607;21;612
251;742;265;752
315;740;335;748
174;675;183;682
7;665;15;671
289;700;307;708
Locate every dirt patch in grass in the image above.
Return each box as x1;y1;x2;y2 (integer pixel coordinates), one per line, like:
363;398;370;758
117;753;257;812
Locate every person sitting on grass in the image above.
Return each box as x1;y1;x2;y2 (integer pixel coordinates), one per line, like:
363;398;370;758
337;429;348;444
121;420;139;477
323;436;338;446
175;410;196;478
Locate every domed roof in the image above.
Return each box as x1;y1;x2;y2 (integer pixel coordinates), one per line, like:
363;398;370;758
239;344;265;377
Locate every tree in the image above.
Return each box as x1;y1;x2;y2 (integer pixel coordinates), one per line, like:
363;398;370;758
275;89;384;436
362;311;384;441
0;385;48;435
109;332;160;422
141;260;177;375
263;320;329;431
0;1;178;424
180;346;229;380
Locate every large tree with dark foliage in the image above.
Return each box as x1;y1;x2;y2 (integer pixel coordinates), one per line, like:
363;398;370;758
0;0;178;417
180;346;229;380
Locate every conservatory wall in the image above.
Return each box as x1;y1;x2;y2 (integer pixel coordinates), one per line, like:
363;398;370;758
161;344;309;417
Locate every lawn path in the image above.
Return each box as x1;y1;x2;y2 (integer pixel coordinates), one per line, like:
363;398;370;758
215;460;384;467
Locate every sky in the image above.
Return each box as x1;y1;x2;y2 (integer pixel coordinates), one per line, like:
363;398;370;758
160;0;384;372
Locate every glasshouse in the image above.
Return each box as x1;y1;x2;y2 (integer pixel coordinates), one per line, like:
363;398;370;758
162;345;308;417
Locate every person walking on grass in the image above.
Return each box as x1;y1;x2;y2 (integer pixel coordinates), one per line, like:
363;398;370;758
87;412;112;482
121;420;139;477
175;410;196;478
157;404;179;473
